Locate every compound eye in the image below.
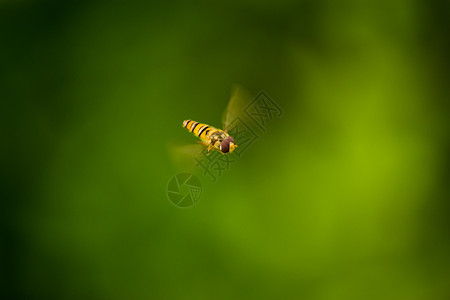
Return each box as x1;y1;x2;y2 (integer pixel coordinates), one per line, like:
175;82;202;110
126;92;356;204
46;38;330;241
220;139;230;153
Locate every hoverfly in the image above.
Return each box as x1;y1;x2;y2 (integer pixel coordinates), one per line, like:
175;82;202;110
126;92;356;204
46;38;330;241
182;120;237;154
181;85;250;155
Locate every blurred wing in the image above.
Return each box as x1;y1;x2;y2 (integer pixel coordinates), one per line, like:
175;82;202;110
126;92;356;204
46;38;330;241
175;143;205;155
168;143;206;170
222;84;252;132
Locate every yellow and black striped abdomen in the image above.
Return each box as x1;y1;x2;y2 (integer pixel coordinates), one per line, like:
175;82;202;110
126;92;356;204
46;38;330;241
183;120;214;140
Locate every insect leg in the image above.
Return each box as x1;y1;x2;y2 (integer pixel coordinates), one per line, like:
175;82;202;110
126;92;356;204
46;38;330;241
196;141;213;156
196;141;209;146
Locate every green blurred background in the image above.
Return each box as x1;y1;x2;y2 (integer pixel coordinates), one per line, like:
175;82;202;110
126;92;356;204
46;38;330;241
1;0;450;299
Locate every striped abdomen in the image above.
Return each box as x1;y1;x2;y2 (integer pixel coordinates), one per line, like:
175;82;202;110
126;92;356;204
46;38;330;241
183;120;214;140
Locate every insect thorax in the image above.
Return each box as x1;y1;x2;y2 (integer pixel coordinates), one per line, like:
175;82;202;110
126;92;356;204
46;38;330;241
210;130;227;145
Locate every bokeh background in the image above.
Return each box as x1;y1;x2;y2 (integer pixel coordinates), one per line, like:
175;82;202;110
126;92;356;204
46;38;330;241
1;0;450;299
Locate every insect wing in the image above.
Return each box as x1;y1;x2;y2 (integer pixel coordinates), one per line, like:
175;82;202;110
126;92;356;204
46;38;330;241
168;143;207;170
222;84;252;132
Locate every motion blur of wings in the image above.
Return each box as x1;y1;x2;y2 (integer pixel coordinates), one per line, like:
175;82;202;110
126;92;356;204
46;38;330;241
222;84;252;133
169;84;252;169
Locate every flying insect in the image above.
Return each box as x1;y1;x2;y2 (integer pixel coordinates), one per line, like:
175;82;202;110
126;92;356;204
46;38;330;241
182;120;237;154
181;85;249;155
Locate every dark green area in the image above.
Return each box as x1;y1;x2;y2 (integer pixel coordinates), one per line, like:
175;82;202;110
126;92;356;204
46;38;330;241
1;0;450;299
